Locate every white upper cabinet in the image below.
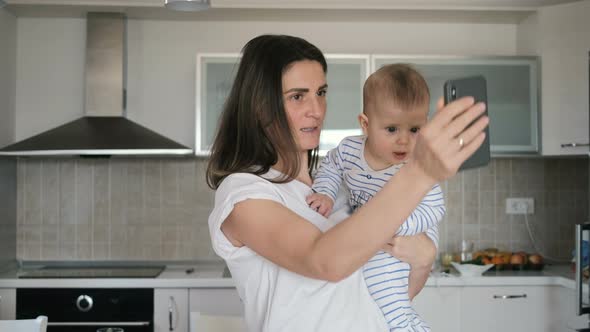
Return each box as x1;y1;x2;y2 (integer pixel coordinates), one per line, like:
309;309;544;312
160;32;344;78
197;53;540;156
373;55;540;154
195;53;369;156
195;53;239;156
319;55;369;152
526;1;590;156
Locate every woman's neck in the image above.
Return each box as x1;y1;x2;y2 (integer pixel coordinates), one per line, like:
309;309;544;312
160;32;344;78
274;152;313;186
296;167;312;186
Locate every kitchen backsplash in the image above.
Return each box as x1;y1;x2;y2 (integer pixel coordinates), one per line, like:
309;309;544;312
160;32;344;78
16;157;588;262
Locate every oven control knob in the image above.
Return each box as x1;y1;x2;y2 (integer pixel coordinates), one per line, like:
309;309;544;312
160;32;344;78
76;295;93;312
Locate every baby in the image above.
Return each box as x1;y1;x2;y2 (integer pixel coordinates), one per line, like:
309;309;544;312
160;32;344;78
307;64;445;331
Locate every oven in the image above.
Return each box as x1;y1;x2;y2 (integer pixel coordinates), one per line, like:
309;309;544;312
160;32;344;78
17;288;154;332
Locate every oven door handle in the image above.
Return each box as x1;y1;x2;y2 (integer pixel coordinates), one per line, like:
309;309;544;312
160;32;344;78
47;321;151;327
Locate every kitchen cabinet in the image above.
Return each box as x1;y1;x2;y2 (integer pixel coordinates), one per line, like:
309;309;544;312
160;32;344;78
318;55;369;152
555;285;590;331
373;55;539;154
460;286;558;332
195;53;238;156
154;289;189;332
413;286;461;331
0;288;16;320
415;285;577;332
533;1;590;156
195;53;369;156
189;288;243;316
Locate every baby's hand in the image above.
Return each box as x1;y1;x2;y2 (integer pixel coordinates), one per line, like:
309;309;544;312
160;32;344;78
306;192;334;217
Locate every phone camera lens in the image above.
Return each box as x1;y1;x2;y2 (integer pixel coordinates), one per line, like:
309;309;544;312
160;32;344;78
451;87;457;99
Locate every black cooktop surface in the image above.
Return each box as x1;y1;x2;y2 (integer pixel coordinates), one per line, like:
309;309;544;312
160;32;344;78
18;266;165;278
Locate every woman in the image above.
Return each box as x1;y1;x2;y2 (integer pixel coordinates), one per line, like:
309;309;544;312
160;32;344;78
207;34;487;331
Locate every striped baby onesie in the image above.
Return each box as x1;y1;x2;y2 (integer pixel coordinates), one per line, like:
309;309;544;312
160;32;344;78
312;135;445;331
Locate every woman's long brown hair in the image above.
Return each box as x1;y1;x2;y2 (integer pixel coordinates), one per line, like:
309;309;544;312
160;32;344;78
206;35;327;189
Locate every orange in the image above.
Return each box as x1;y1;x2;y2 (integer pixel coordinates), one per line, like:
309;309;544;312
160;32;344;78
491;256;504;265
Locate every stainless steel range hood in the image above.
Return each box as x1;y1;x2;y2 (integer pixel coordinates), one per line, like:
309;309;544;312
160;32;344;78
0;13;192;156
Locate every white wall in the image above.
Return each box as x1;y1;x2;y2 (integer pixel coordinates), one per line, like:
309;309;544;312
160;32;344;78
15;17;86;144
0;8;16;147
15;16;518;147
516;12;538;55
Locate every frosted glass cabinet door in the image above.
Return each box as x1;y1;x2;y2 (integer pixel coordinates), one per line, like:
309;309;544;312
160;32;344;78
196;54;369;155
320;55;369;152
195;53;240;156
373;56;539;154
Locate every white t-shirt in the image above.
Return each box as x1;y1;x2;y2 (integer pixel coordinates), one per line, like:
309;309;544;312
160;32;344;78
208;169;389;332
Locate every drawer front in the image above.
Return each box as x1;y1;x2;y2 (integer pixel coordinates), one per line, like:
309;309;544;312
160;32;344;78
189;288;243;316
461;286;555;332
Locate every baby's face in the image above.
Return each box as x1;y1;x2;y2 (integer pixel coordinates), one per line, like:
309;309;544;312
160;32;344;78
361;99;428;170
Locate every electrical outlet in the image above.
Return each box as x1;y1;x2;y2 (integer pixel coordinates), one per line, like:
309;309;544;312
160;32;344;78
505;197;535;215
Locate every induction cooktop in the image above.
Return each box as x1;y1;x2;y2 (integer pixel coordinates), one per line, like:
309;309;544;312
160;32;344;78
18;265;165;278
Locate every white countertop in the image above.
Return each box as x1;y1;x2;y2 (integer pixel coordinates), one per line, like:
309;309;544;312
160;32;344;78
0;262;581;290
425;264;579;289
0;261;235;288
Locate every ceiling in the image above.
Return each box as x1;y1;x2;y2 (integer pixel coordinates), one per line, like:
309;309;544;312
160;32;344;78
3;0;586;22
4;0;586;10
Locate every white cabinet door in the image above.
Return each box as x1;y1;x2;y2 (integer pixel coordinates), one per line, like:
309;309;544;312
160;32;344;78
536;1;590;155
460;286;557;332
412;287;461;332
0;289;16;320
189;288;243;316
154;289;189;332
556;286;590;331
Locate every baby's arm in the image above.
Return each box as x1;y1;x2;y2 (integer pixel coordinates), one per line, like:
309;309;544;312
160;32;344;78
395;183;445;236
309;140;349;215
408;225;439;300
399;185;443;299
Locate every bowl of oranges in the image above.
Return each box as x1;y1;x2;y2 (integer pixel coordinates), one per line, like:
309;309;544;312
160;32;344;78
469;248;544;271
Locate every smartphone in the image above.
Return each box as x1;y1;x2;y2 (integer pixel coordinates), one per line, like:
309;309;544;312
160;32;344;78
443;75;491;170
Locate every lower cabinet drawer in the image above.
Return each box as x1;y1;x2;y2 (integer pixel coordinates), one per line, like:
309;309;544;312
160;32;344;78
413;287;461;332
460;286;557;332
189;288;243;316
0;289;16;320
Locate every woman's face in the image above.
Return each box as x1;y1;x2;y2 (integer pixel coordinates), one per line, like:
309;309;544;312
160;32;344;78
282;60;328;152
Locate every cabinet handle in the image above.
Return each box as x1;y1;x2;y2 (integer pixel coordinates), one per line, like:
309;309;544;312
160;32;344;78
48;322;150;326
168;296;177;331
493;294;527;299
561;143;590;148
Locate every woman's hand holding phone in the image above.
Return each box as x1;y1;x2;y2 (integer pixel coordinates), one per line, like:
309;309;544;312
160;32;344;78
443;76;491;170
409;96;489;185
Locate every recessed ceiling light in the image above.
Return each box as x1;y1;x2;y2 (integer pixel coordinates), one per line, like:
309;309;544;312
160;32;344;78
164;0;210;12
